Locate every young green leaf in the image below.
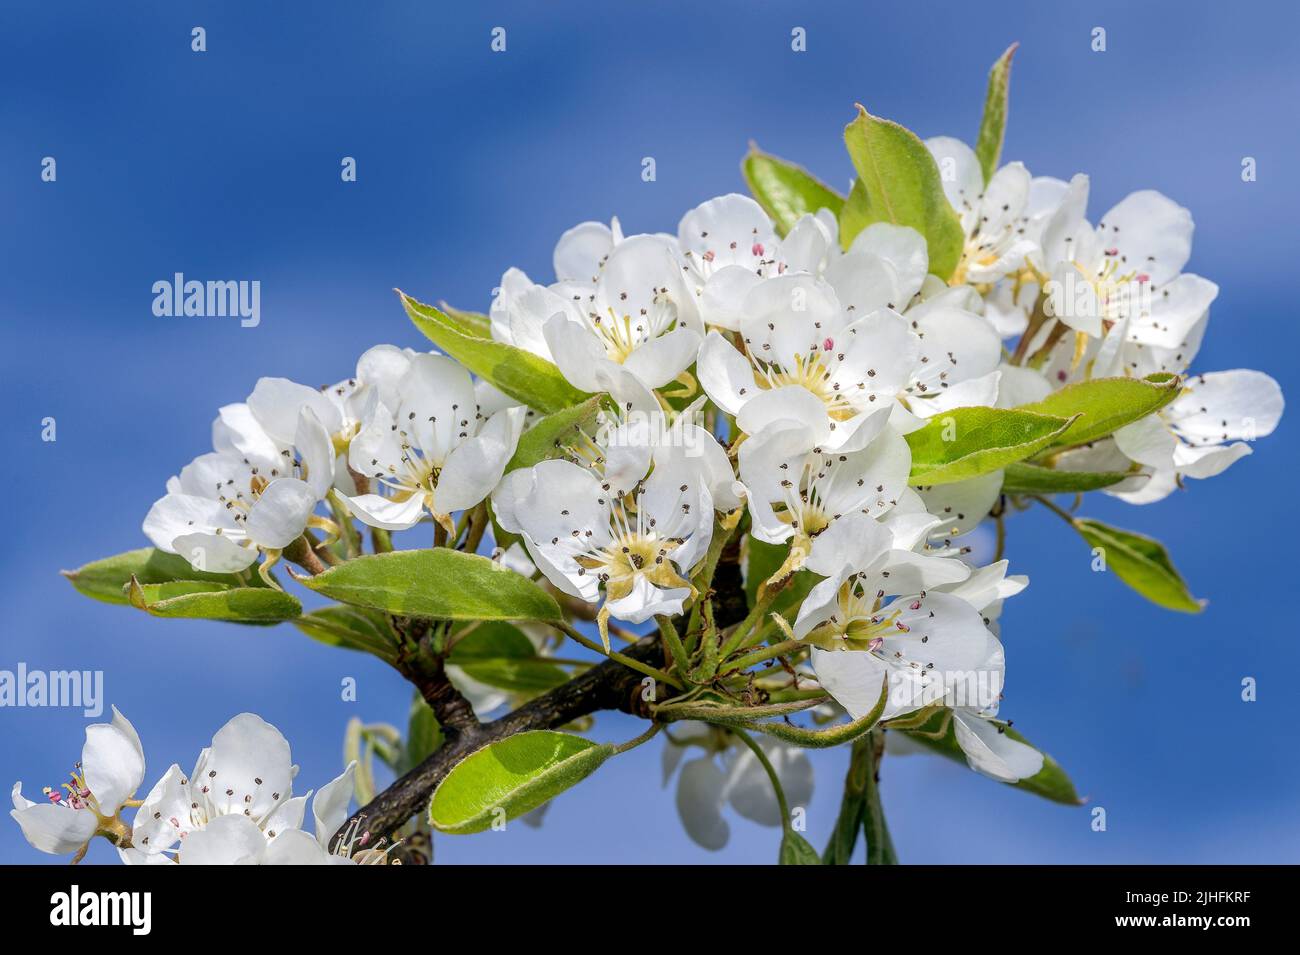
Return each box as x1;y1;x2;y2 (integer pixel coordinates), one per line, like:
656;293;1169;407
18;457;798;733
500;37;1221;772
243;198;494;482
436;302;492;338
841;106;966;279
899;707;1083;805
822;736;872;864
293;605;399;663
1001;462;1130;494
450;621;570;693
779;830;823;865
906;407;1075;486
62;547;272;605
126;577;301;625
974;43;1018;185
1073;518;1202;613
429;731;614;834
403;692;443;774
399;291;589;414
505;396;604;474
742;147;845;235
294;549;564;622
1018;375;1181;448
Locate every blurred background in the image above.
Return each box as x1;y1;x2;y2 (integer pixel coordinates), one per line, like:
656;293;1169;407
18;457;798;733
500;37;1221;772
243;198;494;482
2;0;1296;864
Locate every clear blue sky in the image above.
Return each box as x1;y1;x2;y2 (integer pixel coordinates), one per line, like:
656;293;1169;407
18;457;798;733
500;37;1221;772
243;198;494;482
2;0;1297;864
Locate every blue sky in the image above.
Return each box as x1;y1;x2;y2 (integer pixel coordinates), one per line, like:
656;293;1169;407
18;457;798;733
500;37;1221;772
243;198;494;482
2;0;1297;863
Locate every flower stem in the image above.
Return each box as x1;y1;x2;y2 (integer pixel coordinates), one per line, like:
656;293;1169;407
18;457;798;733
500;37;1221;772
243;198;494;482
656;615;691;678
726;638;805;674
730;726;790;826
612;721;663;755
558;621;684;690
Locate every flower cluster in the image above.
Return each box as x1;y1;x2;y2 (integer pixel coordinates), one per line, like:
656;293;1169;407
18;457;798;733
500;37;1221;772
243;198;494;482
925;135;1283;502
30;68;1287;862
11;709;392;864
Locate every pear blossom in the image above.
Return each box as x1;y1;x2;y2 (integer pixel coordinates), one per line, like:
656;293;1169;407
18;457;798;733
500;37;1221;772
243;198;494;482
223;344;416;467
677;194;786;330
490;234;702;406
343;353;527;534
926;136;1037;286
11;707;145;859
119;713;371;865
494;408;740;643
737;416;913;573
698;248;1001;447
120;713;304;862
1036;181;1217;354
143;403;334;576
662;723;812;851
789;511;1006;723
1111;369;1283;503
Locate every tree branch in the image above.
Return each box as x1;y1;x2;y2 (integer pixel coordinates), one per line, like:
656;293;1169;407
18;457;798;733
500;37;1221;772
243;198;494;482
333;636;665;847
333;538;754;851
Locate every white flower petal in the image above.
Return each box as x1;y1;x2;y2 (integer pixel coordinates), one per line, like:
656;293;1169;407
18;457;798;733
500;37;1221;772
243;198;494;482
436;406;527;514
951;710;1044;782
312;762;356;847
203;713;295;823
178;813;267;865
1098;190;1194;285
675;757;730;851
248;377;342;445
245;478;318;549
81;705;145;813
10;796;97;855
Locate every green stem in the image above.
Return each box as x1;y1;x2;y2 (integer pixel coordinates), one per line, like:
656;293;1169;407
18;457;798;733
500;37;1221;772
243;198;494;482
612;721;663;755
726;638;804;674
862;729;898;865
656;615;691;678
719;583;782;659
730;726;791;828
1031;494;1077;525
557;621;684;690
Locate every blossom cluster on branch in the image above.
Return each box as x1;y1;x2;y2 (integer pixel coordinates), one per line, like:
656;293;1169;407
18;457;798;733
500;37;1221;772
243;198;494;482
20;45;1282;864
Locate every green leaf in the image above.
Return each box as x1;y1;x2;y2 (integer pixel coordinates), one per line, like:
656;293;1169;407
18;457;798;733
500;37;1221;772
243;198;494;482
779;830;823;865
1019;375;1181;448
742;147;845;236
429;730;614;834
436;302;492;338
900;708;1083;805
505;396;604;474
974;43;1018;185
1001;462;1130;494
837;180;873;255
906;407;1075;486
126;577;300;625
841;106;966;279
399;291;589;414
293;605;398;663
450;621;569;693
62;547;273;605
295;549;564;622
402;692;443;774
822;736;871;864
1072;518;1202;613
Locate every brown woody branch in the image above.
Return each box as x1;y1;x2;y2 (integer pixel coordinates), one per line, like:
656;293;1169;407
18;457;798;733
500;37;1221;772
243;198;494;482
333;544;749;849
332;635;665;847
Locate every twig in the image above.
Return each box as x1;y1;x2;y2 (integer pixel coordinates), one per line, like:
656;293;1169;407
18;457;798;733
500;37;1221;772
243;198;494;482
333;635;666;847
